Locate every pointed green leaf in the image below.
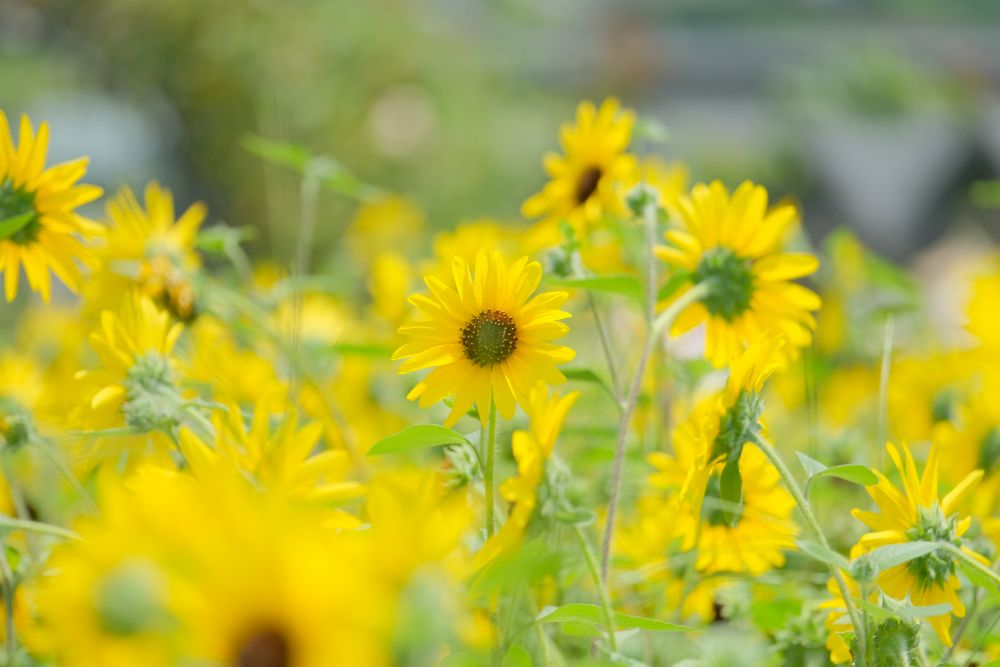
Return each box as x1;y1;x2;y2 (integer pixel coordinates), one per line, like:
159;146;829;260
797;540;851;571
855;598;951;621
719;459;743;527
536;603;694;633
812;464;878;487
860;541;938;573
367;425;469;456
548;275;642;301
0;212;35;240
797;452;828;478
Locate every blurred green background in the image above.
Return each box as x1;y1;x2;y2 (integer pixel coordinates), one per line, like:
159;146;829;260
4;0;1000;265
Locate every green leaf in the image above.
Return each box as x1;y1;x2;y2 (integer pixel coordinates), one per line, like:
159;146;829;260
941;542;1000;594
0;211;35;240
719;459;743;527
367;425;469;456
0;516;80;540
328;342;394;358
553;507;596;526
195;225;256;254
813;464;878;486
796;452;827;478
548;275;642;301
797;540;851;571
854;598;951;621
536;603;694;633
860;541;939;573
502;645;532;667
562;368;616;401
242;134;311;171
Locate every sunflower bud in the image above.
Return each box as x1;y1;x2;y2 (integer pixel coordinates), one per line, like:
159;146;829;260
0;397;33;450
95;560;168;636
121;353;182;433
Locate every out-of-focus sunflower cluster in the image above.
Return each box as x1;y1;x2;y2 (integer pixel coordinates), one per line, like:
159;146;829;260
1;98;1000;667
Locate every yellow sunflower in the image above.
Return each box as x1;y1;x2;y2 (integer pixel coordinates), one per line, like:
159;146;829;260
474;385;578;569
87;182;206;320
851;442;988;645
0;111;103;302
393;251;575;426
657;180;820;367
522;98;637;236
966;257;1000;352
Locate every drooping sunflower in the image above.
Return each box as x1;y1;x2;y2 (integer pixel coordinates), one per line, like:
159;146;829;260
87;183;206;321
0;111;103;302
657;180;820;367
393;251;575;427
522;98;637;236
851;442;989;645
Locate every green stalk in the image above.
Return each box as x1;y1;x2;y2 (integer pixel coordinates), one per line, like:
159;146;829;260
485;397;498;538
750;431;868;664
573;524;618;653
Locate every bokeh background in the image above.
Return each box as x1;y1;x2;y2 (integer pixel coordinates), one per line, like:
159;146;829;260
4;0;1000;274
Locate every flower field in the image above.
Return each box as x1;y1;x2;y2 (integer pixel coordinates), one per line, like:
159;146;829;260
1;92;1000;667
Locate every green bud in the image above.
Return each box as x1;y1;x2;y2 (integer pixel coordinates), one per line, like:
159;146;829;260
626;183;659;218
95;560;168;636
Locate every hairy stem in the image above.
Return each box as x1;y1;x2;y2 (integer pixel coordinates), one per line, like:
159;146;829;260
485;397;498;538
750;431;868;663
574;524;618;653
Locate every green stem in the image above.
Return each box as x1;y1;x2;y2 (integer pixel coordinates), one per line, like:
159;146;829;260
573;524;618;653
599;281;711;582
586;291;623;405
875;315;894;468
485;398;498;538
750;432;867;664
0;534;14;666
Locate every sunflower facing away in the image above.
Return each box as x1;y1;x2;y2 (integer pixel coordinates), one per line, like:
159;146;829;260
657;180;820;367
851;442;989;645
0;111;103;302
393;251;575;427
522;98;637;236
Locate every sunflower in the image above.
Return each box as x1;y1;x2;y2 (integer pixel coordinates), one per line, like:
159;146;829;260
851;442;989;645
87;182;206;321
522;98;637;236
966;257;1000;353
0;111;103;302
393;251;575;427
657;180;820;367
72;293;184;466
474;385;578;569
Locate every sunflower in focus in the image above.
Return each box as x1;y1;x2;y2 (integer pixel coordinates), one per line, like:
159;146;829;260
87;183;206;321
393;251;575;426
658;180;820;367
522;98;636;236
0;111;103;302
851;442;988;645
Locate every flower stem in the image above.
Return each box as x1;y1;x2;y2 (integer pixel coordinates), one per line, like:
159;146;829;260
573;524;618;653
485;397;498;538
586;291;623;405
750;431;868;663
599;280;711;582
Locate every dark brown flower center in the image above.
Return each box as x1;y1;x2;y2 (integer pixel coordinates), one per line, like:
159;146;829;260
460;309;518;366
235;627;291;667
574;165;603;205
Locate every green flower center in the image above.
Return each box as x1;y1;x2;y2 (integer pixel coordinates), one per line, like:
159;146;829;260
460;309;518;367
574;165;603;205
236;626;292;667
121;353;181;432
693;247;755;321
979;427;1000;474
904;506;959;589
0;178;41;245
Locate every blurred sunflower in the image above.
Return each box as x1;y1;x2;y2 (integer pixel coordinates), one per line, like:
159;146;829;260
851;442;988;645
474;385;578;569
87;183;206;321
657;180;820;367
393;251;574;426
0;111;103;302
522;98;636;236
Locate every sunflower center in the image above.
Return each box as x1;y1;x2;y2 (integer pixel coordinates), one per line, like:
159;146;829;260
460;309;518;367
693;247;755;321
235;626;291;667
0;178;41;245
904;506;959;589
979;427;1000;473
574;165;603;205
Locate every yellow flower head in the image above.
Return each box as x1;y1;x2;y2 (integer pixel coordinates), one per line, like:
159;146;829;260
88;183;206;320
522;98;637;235
73;293;184;466
658;180;820;367
851;442;988;645
474;385;578;569
393;251;575;426
0;111;103;302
